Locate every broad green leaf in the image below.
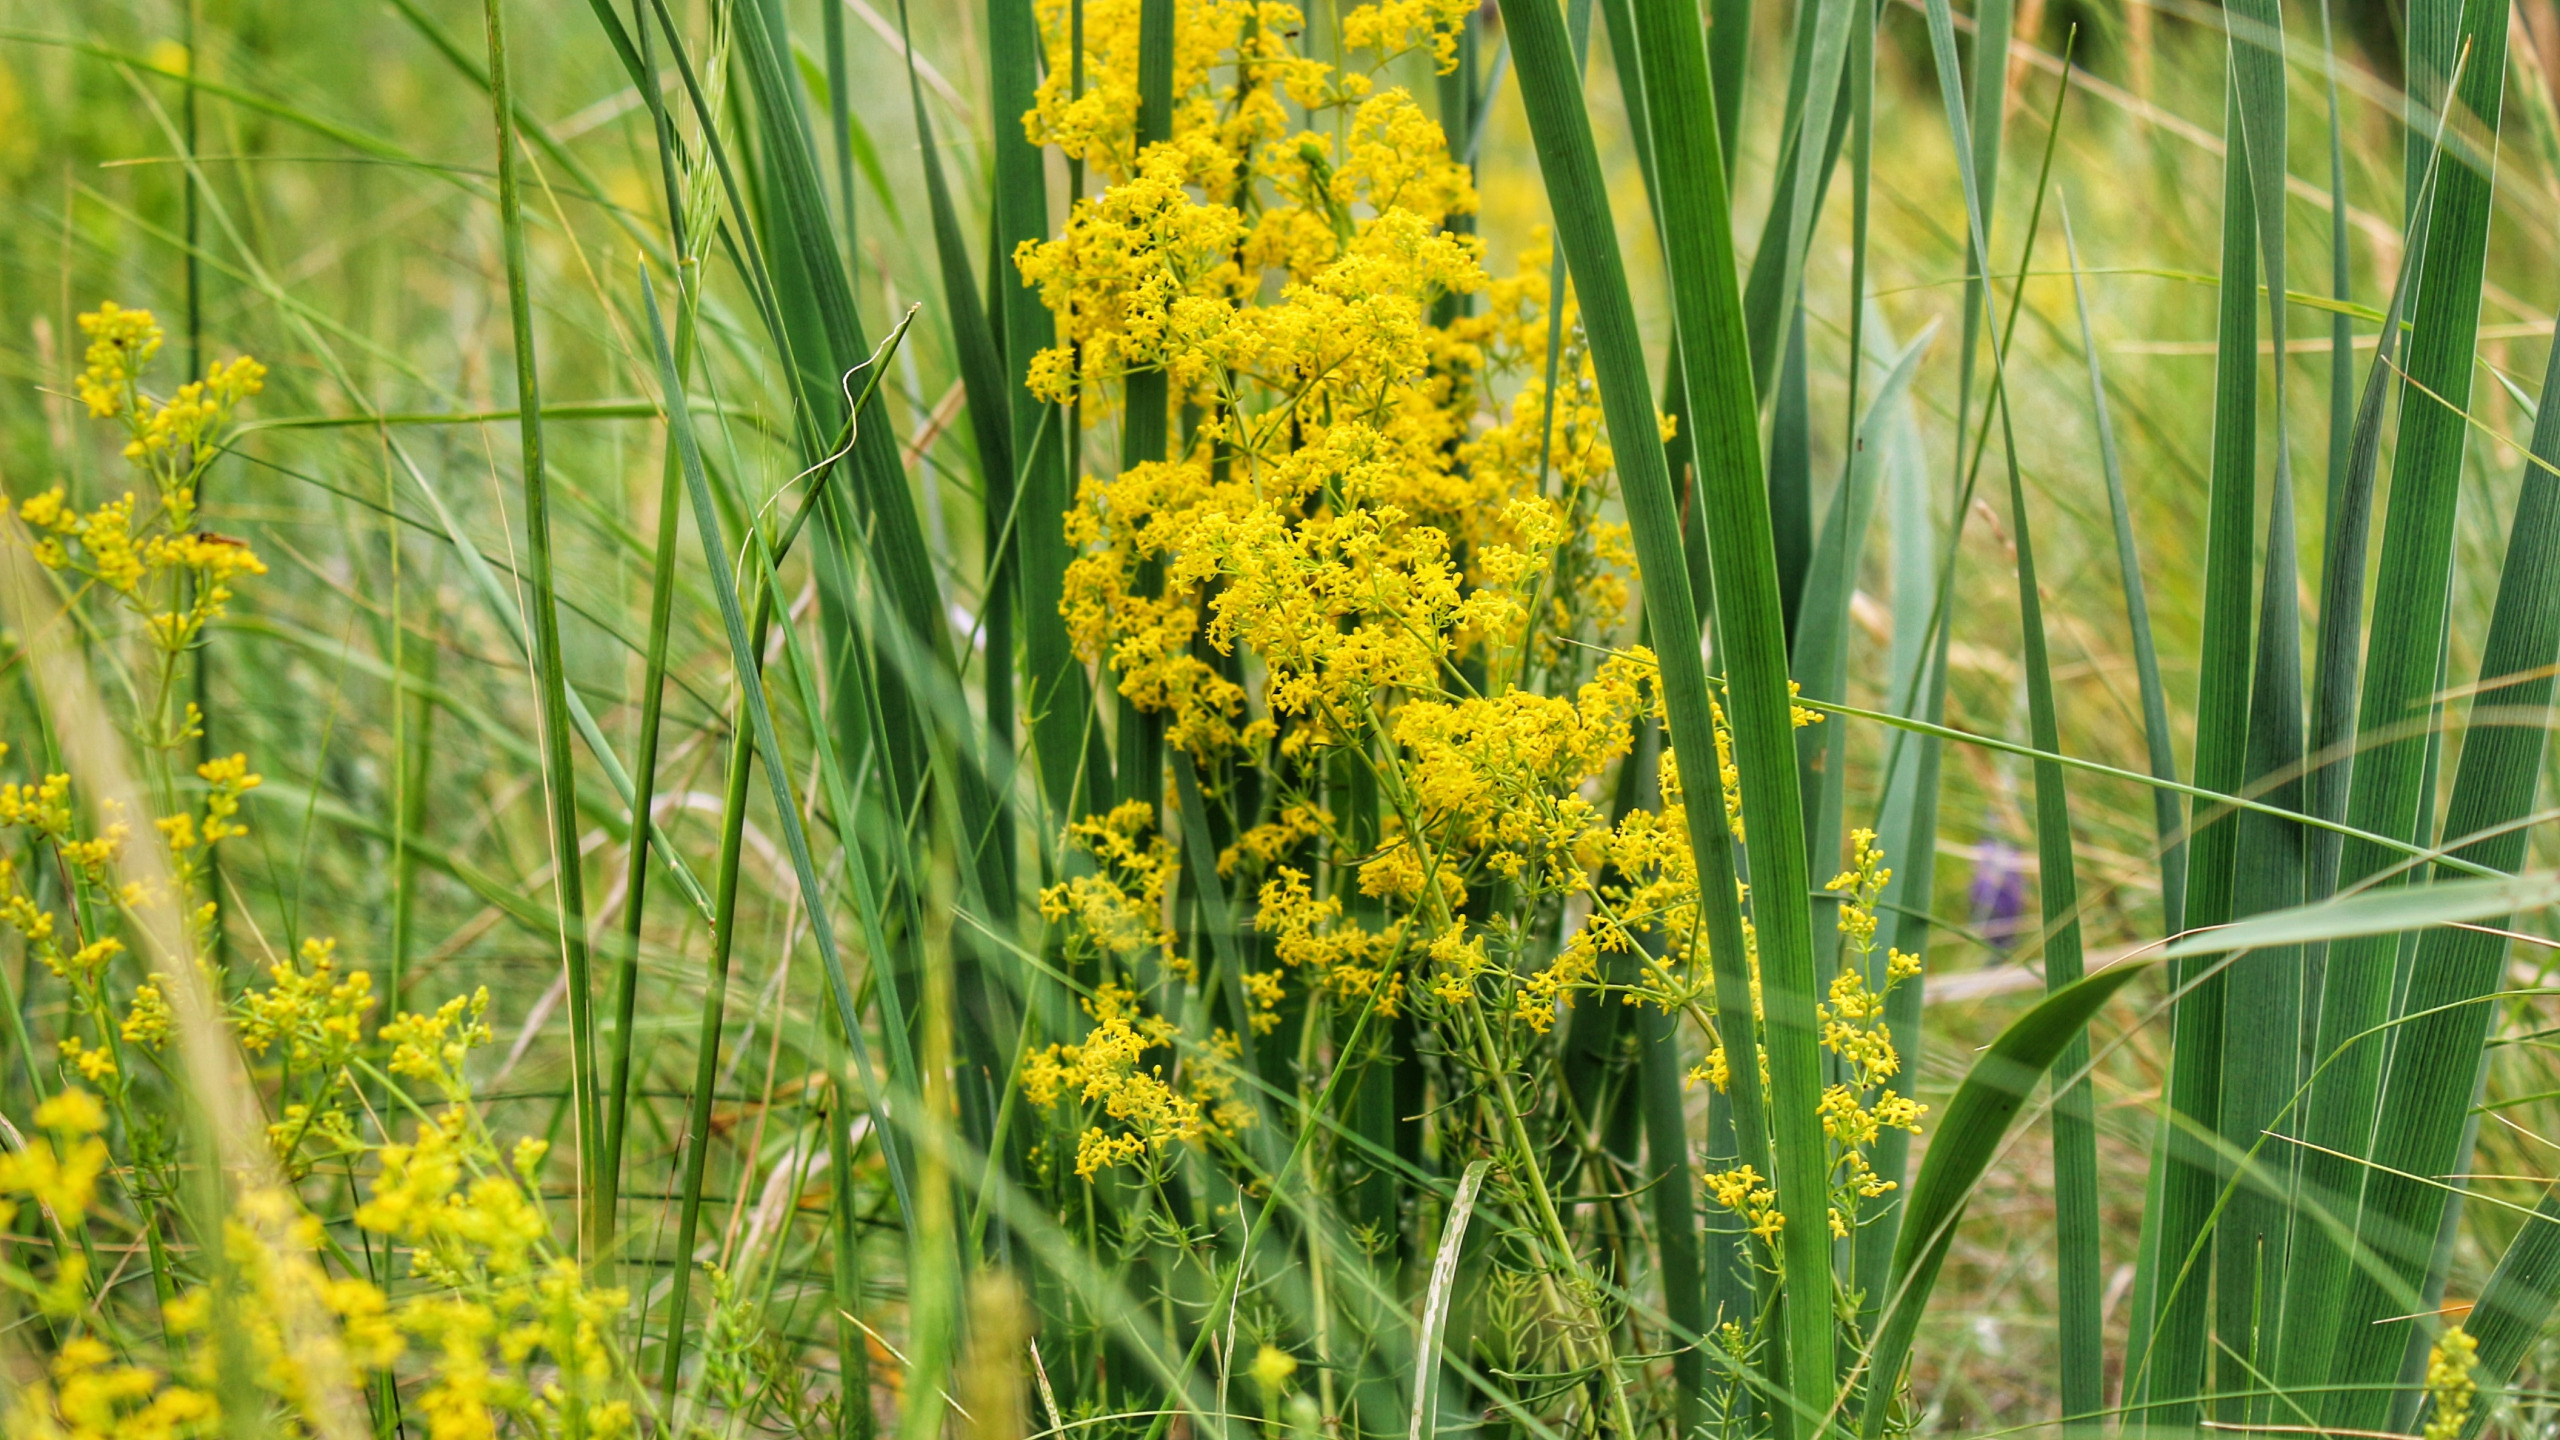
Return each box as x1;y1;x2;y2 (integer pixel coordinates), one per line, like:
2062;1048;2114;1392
2322;304;2560;1433
1511;0;1835;1423
2165;872;2560;958
2282;0;2510;1416
2456;1188;2560;1440
1859;960;2158;1439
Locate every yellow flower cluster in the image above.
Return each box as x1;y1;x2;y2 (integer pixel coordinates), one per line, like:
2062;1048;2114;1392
7;1335;217;1440
0;745;267;1129
1012;5;1926;1279
1039;801;1181;961
0;1088;112;1225
1337;0;1477;71
3;988;632;1440
1703;1163;1784;1244
26;303;267;725
236;937;373;1065
1257;865;1405;1015
231;937;377;1176
1816;831;1926;1236
73;300;163;420
6;308;633;1440
157;752;262;857
1689;832;1926;1243
383;986;496;1103
1021;983;1251;1177
2423;1325;2479;1440
1023;0;1470;192
1019;3;1648;782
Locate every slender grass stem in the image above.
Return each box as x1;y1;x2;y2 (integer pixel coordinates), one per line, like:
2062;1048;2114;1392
481;0;600;1260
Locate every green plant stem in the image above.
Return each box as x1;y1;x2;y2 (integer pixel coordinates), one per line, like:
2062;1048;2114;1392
481;0;600;1261
656;578;771;1408
598;0;696;1257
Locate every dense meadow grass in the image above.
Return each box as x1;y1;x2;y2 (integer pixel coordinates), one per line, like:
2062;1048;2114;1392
0;0;2557;1436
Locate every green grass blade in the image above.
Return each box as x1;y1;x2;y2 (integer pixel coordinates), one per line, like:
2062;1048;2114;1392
655;606;765;1404
733;0;1024;1176
1858;960;2158;1438
1982;229;2106;1439
2308;0;2361;907
2133;75;2263;1425
600;0;695;1251
1765;0;1853;394
641;270;915;1226
2305;208;2434;923
1409;1160;1494;1440
600;294;693;1254
823;0;857;286
1872;11;2048;1378
1941;0;2012;485
2404;0;2467;226
1584;0;1835;1421
1769;310;1812;641
1738;111;1849;401
480;0;601;1258
1708;0;1748;180
2320;305;2560;1434
731;0;991;904
991;0;1108;832
2163;870;2560;958
2218;0;2310;1410
2060;201;2184;935
1793;325;1931;911
2455;1188;2560;1440
1852;305;1940;1343
1836;0;1876;560
1736;0;1854;393
898;0;1018;889
1637;989;1707;1436
2280;2;2509;1416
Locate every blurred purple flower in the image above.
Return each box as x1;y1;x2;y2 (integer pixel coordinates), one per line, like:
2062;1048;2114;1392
1968;840;2028;955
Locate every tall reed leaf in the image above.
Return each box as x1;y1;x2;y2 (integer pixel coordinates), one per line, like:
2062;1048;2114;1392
1858;960;2156;1438
2061;202;2183;934
1984;216;2104;1437
898;0;1019;882
2132;76;2262;1426
640;271;914;1224
2458;1188;2560;1439
479;0;599;1253
2214;0;2309;1414
2283;0;2508;1413
991;0;1108;830
1592;0;1835;1417
2308;0;2363;909
2319;306;2560;1434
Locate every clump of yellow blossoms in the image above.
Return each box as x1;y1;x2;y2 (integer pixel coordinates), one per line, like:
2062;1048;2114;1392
0;308;635;1440
1698;830;1926;1243
1012;0;1924;1239
4;991;634;1440
1014;0;1625;1038
24;302;267;747
1041;801;1182;960
0;740;265;1188
2423;1324;2479;1440
1022;981;1254;1178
